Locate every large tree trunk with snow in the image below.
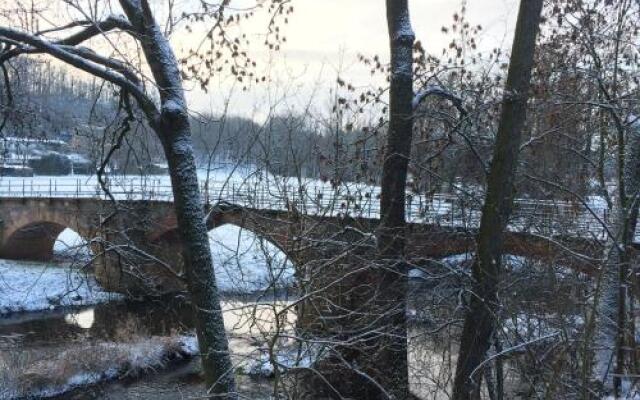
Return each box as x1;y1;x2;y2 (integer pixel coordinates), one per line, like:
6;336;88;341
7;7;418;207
159;117;237;398
452;1;543;399
118;1;237;397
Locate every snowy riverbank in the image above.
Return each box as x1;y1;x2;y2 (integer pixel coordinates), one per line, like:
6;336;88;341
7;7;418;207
0;335;199;399
0;260;121;315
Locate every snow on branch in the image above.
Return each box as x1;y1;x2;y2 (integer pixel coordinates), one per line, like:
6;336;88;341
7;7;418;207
412;84;466;114
412;85;467;115
0;15;135;64
56;15;135;46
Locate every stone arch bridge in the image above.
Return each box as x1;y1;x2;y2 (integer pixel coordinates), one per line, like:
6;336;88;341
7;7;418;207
0;196;615;295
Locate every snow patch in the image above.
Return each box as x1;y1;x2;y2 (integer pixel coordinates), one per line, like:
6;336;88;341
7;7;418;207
0;260;121;315
210;224;294;293
53;228;91;258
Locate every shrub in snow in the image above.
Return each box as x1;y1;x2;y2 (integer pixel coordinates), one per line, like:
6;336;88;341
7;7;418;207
6;335;197;399
239;343;321;378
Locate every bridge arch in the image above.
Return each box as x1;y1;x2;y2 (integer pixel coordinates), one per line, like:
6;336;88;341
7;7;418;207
1;219;92;261
148;204;299;294
149;202;305;265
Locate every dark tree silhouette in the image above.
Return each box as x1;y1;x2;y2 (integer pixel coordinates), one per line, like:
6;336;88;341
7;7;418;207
452;1;544;399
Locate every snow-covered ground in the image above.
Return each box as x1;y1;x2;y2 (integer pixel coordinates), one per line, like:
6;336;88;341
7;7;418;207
0;260;121;315
210;224;294;293
54;228;90;257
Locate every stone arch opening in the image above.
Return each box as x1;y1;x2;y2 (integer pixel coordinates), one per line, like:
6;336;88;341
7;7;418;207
2;221;68;261
1;221;94;263
147;220;300;347
208;223;295;295
149;219;296;295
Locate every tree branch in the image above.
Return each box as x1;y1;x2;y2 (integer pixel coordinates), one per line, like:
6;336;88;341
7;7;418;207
0;26;159;123
413;84;467;115
0;15;135;64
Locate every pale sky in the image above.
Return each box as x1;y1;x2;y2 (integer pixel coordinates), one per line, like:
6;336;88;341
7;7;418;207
183;0;520;119
6;0;520;120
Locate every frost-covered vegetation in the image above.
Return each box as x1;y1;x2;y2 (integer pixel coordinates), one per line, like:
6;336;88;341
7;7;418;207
0;335;198;399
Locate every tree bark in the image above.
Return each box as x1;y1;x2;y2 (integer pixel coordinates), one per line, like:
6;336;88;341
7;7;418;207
452;1;543;399
118;1;237;397
593;116;640;396
372;1;415;398
160;117;237;398
379;2;415;256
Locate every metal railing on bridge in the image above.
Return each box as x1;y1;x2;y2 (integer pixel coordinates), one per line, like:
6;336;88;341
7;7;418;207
0;178;612;239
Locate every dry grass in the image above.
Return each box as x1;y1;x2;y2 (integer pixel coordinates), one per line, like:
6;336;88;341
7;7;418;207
2;335;196;399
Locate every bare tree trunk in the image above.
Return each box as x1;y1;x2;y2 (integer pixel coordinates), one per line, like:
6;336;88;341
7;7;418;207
594;116;640;396
452;1;543;399
372;1;415;398
380;0;415;257
159;118;237;398
119;2;237;397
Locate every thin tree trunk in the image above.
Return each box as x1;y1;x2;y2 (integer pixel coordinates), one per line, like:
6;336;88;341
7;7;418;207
598;109;613;209
452;1;543;399
594;116;640;396
371;1;415;398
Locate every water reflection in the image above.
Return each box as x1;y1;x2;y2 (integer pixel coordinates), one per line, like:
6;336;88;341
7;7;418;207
64;308;95;329
0;296;296;399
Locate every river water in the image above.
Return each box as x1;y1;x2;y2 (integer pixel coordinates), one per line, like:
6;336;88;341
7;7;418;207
0;295;296;399
0;252;579;399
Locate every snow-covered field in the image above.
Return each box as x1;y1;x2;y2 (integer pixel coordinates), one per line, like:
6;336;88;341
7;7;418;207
0;260;121;315
0;166;272;201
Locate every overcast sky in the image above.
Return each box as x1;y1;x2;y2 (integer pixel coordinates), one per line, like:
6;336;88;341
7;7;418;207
180;0;521;119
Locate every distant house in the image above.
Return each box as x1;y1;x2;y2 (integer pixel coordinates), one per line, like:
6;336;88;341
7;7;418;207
0;136;85;176
0;136;68;157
